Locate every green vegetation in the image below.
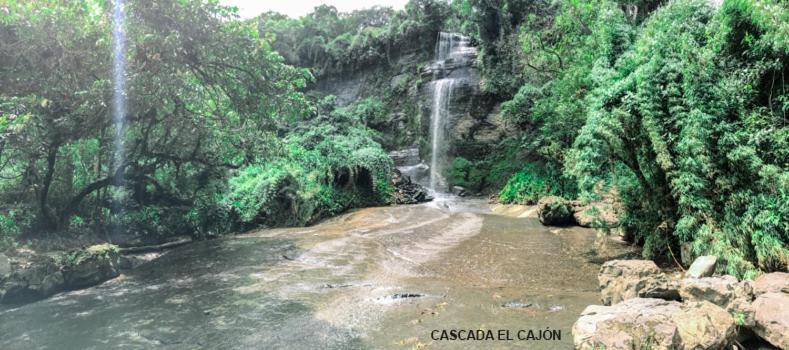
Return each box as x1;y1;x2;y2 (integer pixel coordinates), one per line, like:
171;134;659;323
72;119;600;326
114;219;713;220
259;1;449;77
0;0;785;278
0;0;392;248
494;0;787;277
498;163;576;204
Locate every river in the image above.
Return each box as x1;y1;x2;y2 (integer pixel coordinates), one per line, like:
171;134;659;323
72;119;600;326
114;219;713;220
0;197;631;349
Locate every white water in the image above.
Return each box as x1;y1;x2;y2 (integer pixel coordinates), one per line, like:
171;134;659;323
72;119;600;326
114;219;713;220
428;79;454;190
428;32;474;191
111;0;126;214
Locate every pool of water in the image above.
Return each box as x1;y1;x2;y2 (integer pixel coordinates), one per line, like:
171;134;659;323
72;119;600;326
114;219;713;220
0;197;632;349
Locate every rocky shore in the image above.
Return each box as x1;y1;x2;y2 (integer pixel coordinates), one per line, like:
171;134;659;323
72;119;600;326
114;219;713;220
530;195;788;349
572;257;788;349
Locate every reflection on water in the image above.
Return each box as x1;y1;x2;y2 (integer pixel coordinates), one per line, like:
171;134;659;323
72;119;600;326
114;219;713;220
1;197;631;349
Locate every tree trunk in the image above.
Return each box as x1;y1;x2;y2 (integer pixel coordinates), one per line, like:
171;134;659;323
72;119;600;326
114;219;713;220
39;145;60;230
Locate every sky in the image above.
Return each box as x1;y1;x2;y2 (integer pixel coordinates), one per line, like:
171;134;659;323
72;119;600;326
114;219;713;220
219;0;410;19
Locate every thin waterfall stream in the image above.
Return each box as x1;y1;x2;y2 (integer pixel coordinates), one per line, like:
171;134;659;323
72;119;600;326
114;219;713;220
111;0;127;217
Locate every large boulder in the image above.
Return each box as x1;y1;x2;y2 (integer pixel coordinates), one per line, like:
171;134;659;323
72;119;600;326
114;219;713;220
571;201;619;228
0;254;64;304
598;260;679;305
752;272;789;296
751;292;789;349
62;244;121;289
671;301;738;349
685;255;717;278
572;298;735;350
537;196;575;226
679;276;754;326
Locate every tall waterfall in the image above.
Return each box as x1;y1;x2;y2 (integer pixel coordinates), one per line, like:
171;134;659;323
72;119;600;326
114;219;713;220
111;0;127;216
427;32;474;191
429;79;454;190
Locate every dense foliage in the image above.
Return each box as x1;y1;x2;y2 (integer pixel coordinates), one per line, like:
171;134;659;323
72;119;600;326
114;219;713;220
258;1;449;77
496;0;787;277
0;0;392;248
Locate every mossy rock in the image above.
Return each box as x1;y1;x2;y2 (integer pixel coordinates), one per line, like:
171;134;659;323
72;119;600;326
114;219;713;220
537;196;575;226
61;244;121;289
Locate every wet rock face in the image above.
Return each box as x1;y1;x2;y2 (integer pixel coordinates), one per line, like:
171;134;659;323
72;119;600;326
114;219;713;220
418;76;504;161
752;292;789;349
389;148;420;167
537;196;575;226
598;260;680;305
419;33;507;163
572;298;735;350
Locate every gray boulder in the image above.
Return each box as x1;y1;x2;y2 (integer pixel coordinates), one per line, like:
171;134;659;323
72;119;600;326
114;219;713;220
572;298;735;350
598;260;679;305
686;255;717;278
752;292;789;349
537;196;575;226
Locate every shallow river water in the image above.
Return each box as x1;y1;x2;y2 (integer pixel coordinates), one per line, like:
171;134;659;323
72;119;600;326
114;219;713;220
0;197;631;349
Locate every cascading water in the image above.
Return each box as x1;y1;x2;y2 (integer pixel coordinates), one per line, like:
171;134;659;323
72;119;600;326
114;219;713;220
427;32;475;192
428;79;454;190
111;0;126;217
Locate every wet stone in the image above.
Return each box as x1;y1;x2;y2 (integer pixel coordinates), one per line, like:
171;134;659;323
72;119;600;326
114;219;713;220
501;301;533;309
391;293;424;299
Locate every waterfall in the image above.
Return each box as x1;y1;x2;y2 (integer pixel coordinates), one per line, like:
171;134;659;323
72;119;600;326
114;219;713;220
428;79;454;190
427;32;474;192
111;0;127;215
435;32;454;61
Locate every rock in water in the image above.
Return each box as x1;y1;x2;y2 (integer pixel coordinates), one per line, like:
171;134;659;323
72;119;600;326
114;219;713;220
686;255;717;278
391;169;430;205
598;260;679;305
752;292;789;349
572;298;735;350
536;196;575;226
